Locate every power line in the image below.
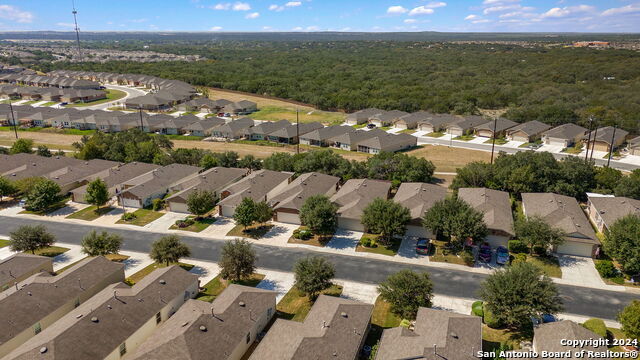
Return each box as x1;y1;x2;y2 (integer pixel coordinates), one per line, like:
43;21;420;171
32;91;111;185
71;0;82;59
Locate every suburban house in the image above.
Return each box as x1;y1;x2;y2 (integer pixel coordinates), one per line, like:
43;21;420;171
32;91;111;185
393;111;432;129
0;253;52;292
327;129;387;151
0;257;125;358
330;179;392;231
445;116;490;136
45;158;122;194
369;110;409;127
458;188;515;247
586;195;640;233
376;308;482;360
182;117;226;137
628;136;640;155
356;133;417;154
266;122;324;144
245;119;290;141
521;193;599;257
210;117;255;140
0;153;84;181
584;126;629;153
4;266;199;360
505;120;553;143
393;182;447;238
223;100;258;115
119;164;202;208
177;98;232;113
474;118;518;138
249;295;373;360
269;172;341;225
156;115;200;135
131;285;276;360
165;167;249;213
417;114;464;133
345;108;383;125
299;125;355;147
541;123;588;148
71;162;161;204
217;170;293;217
532;321;610;359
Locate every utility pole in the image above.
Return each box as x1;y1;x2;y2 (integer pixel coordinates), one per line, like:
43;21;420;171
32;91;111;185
606;126;617;168
584;115;594;162
589;126;599;161
138;107;144;131
490;117;498;164
296;108;300;154
71;0;82;59
8;101;18;139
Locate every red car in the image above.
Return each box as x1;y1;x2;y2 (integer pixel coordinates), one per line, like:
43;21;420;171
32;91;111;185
415;238;431;255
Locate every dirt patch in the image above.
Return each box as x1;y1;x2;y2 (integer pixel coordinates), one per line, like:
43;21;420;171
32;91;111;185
206;87;316;111
407;145;491;172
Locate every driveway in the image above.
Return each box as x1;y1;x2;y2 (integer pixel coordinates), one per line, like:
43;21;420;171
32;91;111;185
144;211;184;231
502;140;526;148
557;255;607;288
537;144;565;153
185;258;221;285
52;242;86;271
120;249;154;277
260;222;298;247
324;229;363;254
337;280;378;304
76;84;147;111
199;216;237;238
257;269;295;302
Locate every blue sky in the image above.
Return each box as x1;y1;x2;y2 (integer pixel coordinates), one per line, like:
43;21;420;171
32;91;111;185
1;0;640;32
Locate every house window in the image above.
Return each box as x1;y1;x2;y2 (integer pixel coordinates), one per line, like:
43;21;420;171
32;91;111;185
246;332;251;344
119;343;127;357
156;312;162;324
34;322;41;335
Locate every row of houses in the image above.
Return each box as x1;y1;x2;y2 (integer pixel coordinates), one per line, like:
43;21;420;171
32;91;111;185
0;85;106;104
177;98;258;115
1;253;609;360
346;109;638;153
0;73;101;90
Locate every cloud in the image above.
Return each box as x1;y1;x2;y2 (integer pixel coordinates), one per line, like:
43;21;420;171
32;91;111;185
472;19;492;23
602;3;640;16
483;4;522;14
233;2;251;11
464;14;478;20
409;6;434;16
245;12;260;18
213;3;230;10
210;26;223;31
212;2;251;11
387;6;408;15
269;1;302;11
404;18;417;23
541;5;594;18
285;1;301;7
306;25;320;31
292;26;303;31
129;18;148;23
0;5;33;23
425;2;447;9
483;0;519;4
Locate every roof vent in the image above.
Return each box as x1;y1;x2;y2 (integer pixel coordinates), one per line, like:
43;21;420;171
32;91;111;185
239;301;246;307
39;347;48;354
199;325;207;332
159;279;166;285
27;291;32;296
91;317;99;323
340;312;348;318
450;331;458;339
107;304;112;309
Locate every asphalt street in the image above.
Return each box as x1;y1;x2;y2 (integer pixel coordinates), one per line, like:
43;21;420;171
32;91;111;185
0;215;634;321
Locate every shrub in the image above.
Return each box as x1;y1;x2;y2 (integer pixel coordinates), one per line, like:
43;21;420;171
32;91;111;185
533;245;547;256
121;212;137;221
152;198;165;211
472;301;484;317
484;308;503;329
293;229;313;240
508;240;528;254
511;253;527;265
595;260;618;279
462;250;475;266
582;318;608;338
360;237;372;247
399;319;411;328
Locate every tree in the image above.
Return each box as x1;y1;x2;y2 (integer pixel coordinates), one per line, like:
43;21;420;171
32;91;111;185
423;197;487;246
603;215;640;274
9;224;55;254
615;170;640;200
186;189;217;217
149;234;191;266
239;155;262;170
199;153;219;169
618;301;640;340
378;270;433;320
450;162;494;191
233;197;257;229
293;256;335;299
299;195;338;235
514;216;565;254
254;201;273;226
24;178;61;212
361;198;411;245
366;152;434;183
594;167;622;195
479;262;563;328
9;139;34;154
84;178;110;211
36;145;52;157
81;230;123;256
263;152;295;172
0;176;16;201
216;151;239;168
219;239;256;282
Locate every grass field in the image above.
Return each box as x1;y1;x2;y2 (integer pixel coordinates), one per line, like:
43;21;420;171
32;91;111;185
0;239;10;248
116;209;165;226
196;273;265;302
248;106;346;125
527;255;562;278
40;101;58;107
66;206;114;221
66;89;127;107
287;226;334;247
125;262;195;285
406;145;491;172
276;284;343;321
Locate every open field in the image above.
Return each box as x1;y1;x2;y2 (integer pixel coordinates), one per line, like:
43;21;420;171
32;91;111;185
406;145;492;172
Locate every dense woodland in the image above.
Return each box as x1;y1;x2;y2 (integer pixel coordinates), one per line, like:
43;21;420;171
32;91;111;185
36;42;640;133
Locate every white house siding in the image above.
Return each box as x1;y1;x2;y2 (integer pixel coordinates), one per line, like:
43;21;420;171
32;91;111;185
220;205;236;218
545;137;569;147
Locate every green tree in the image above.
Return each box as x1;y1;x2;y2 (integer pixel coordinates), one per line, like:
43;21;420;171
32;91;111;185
603;215;640;274
378;270;433;320
216;151;239;168
9;224;55;254
149;234;191;266
84;178;110;211
233;197;257;230
263;152;295;172
219;239;256;282
36;145;52;157
199;153;219;170
186;189;217;217
366;152;434;183
24;178;61;212
293;256;335;299
615;170;640;200
0;176;16;201
299;195;338;235
479;262;562;328
239;155;262;170
361;198;411;245
81;230;123;256
254;201;273;226
10;139;34;154
594;167;623;195
423;197;488;246
618;301;640;340
450;162;495;191
515;216;565;254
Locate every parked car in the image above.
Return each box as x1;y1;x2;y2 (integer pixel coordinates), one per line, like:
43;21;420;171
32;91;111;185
366;123;376;129
478;243;492;262
415;238;431;255
18;199;26;208
496;246;509;265
60;102;68;106
532;314;557;326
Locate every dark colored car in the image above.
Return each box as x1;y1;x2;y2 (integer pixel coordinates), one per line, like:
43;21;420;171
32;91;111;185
415;238;430;255
60;102;68;106
496;246;509;265
478;243;492;262
366;123;376;129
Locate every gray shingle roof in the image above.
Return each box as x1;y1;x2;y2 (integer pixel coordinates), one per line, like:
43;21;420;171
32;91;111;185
330;179;391;220
0;253;52;290
165;167;249;204
474;118;518;133
588;126;629;146
300;125;355;141
542;123;588;140
588;196;640;230
458;188;515;237
533;321;609;359
268;122;324;139
218;170;293;208
394;183;447;221
356;133;417;151
505;120;553;137
121;164;202;200
327;129;387;146
269;172;340;212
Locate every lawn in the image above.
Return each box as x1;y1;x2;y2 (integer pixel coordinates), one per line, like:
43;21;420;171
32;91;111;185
353;123;367;129
518;141;542;148
116;209;165;226
482;324;532;352
19;197;70;216
379;126;391;131
39;101;58;107
363;296;403;352
287;226;333;247
125;262;195;285
227;223;274;239
429;240;474;267
0;239;10;248
162;134;205;141
169;216;216;232
22;100;38;105
0;126;95;136
28;246;70;257
607;327;639;358
66;206;114;221
527;255;562;278
195;273;265;302
356;233;400;256
276;284;343;321
398;129;416;134
65;89;127;107
247;106;346;125
454;135;475;141
483;138;508;145
562;145;583;154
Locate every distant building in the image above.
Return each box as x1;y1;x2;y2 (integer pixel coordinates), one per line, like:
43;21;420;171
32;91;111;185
345;108;383;125
119;164;202;208
628;136;640;156
584;126;629;153
505;120;552;143
474;118;518;138
541;124;588;148
356;133;417;154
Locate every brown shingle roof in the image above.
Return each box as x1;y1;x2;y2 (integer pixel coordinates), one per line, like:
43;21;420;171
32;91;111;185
121;164;202;200
458;188;515;237
533;321;609;359
330;179;391;221
218;170;293;208
542;123;588;141
0;253;52;290
588;196;640;230
165;167;249;204
394;182;447;221
269;172;340;212
505;120;553;137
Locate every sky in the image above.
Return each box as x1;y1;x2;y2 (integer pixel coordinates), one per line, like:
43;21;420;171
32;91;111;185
1;0;639;33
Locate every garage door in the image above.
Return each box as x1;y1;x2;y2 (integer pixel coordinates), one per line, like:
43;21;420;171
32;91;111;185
338;217;364;232
512;135;529;143
592;142;610;152
276;211;301;225
219;205;235;218
122;197;141;208
395;123;408;129
405;225;430;238
547;138;568;147
557;242;593;257
476;130;493;138
448;129;463;136
485;235;508;248
419;124;434;132
169;202;189;214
